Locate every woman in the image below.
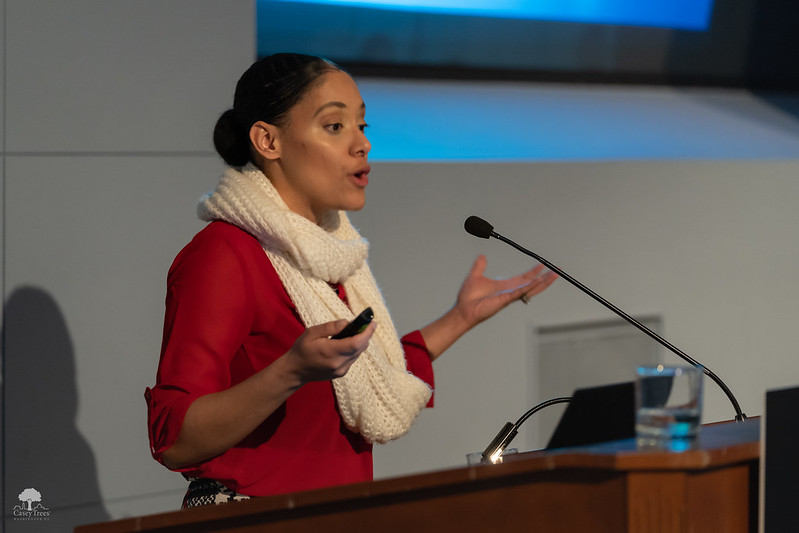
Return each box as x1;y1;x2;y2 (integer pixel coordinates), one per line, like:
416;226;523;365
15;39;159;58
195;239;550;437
145;53;556;508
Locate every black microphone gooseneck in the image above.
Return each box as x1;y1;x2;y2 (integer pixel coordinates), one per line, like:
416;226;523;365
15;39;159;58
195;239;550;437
464;215;746;423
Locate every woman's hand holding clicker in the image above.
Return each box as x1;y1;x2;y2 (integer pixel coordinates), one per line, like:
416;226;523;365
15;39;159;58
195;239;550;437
284;320;377;385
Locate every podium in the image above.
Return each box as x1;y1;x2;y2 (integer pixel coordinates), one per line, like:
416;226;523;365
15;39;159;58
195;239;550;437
76;418;759;533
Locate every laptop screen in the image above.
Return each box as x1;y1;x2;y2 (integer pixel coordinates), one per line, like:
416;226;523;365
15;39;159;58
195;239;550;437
546;381;635;450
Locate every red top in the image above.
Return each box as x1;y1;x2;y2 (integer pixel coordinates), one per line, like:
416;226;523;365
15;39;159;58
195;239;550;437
145;221;435;497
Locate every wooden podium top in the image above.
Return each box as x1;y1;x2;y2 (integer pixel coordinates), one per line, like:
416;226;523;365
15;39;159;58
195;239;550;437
525;416;759;470
76;418;760;533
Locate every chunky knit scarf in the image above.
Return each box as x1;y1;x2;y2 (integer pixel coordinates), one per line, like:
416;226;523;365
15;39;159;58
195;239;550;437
197;164;432;443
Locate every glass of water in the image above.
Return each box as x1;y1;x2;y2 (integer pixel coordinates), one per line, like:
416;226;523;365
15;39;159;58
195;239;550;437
635;364;703;451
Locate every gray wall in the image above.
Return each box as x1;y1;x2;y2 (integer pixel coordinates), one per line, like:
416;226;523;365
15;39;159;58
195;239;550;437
2;1;799;531
2;1;256;530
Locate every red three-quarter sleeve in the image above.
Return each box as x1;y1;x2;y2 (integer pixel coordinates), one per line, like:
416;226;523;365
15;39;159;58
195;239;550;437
146;227;255;465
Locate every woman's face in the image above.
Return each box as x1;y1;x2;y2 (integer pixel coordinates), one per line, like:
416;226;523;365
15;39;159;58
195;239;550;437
267;70;371;224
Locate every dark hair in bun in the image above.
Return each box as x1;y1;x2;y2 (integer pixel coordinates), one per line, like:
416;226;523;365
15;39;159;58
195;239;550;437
213;53;343;167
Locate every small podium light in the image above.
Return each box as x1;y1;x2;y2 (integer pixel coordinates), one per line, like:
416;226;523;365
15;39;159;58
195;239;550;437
481;422;518;464
478;397;573;464
487;449;505;464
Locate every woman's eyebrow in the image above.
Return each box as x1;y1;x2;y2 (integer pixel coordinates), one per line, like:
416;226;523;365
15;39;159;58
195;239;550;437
314;101;366;116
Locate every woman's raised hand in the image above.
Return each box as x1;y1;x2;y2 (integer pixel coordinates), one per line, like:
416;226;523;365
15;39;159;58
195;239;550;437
420;255;557;360
454;254;558;329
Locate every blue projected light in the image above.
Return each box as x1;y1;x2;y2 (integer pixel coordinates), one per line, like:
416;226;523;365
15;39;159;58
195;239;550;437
271;0;714;30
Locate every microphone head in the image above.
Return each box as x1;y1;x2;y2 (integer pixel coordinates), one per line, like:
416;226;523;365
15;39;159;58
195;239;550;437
464;216;494;239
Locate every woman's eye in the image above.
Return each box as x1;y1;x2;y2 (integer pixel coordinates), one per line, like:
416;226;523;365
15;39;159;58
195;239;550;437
359;123;369;132
325;123;343;132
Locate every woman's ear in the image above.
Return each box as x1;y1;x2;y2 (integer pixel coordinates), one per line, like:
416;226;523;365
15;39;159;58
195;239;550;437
249;121;281;160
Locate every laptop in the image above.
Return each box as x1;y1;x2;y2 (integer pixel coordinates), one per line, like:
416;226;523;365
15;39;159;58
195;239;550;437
545;381;636;450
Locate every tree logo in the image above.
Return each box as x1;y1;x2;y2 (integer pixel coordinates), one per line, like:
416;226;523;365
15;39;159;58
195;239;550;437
13;487;51;521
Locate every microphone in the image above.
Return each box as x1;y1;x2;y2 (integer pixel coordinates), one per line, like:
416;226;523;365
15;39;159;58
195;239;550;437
464;215;746;423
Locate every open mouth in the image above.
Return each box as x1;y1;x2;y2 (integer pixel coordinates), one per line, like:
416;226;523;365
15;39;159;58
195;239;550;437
352;168;370;186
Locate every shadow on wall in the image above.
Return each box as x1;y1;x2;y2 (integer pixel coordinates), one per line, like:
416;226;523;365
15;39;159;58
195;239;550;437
3;287;110;531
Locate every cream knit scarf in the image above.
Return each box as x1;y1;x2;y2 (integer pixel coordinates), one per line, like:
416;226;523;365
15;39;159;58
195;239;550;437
197;164;432;444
